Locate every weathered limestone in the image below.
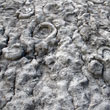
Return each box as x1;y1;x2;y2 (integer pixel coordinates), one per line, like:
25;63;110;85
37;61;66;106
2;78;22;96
0;0;110;110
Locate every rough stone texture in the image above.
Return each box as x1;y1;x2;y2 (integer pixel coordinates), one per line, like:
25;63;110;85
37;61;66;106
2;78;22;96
0;0;110;110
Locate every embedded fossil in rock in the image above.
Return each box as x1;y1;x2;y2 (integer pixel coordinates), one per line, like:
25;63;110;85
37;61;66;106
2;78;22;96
33;22;57;41
88;60;103;78
64;12;77;23
2;43;25;60
34;22;57;56
43;2;63;15
33;22;54;39
98;46;110;60
16;4;35;19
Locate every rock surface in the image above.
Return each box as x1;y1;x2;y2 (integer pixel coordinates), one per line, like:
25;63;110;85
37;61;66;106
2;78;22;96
0;0;110;110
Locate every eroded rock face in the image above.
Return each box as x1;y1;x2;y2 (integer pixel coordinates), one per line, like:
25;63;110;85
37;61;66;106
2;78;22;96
0;0;110;110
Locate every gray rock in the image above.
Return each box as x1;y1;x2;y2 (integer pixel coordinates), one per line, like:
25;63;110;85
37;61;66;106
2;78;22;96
88;60;103;77
2;43;25;60
93;101;110;110
0;0;110;110
16;4;35;19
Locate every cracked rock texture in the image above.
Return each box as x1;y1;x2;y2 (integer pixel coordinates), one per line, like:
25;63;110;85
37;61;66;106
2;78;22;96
0;0;110;110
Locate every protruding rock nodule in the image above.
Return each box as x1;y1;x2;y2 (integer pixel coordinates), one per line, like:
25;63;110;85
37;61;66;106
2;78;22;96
88;60;103;77
16;4;35;19
43;2;63;15
2;43;25;60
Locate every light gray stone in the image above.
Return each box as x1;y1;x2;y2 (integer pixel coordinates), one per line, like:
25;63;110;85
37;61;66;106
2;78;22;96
0;0;110;110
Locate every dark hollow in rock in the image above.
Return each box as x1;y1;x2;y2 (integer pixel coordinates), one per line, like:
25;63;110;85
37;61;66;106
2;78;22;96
33;23;52;39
